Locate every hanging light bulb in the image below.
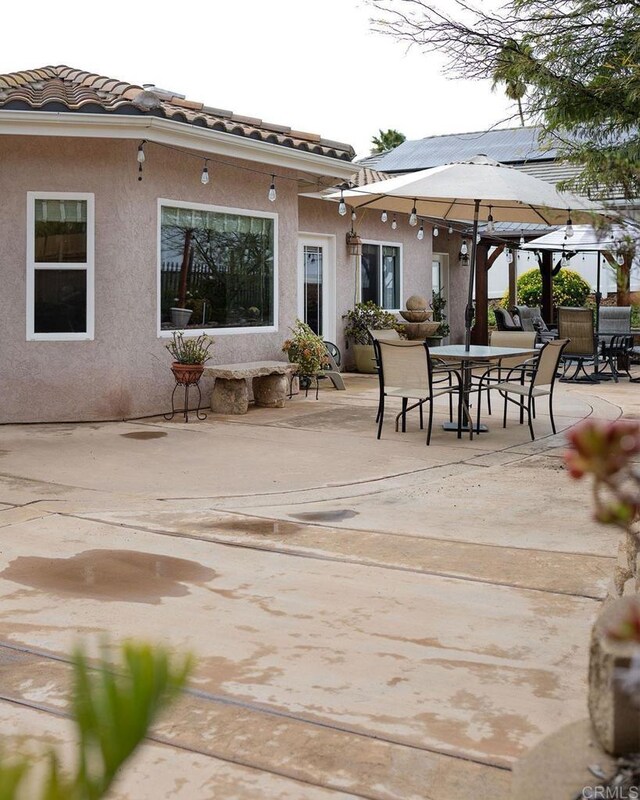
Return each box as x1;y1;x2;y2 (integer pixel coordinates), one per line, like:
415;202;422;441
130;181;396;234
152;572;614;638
486;206;495;234
409;202;418;226
616;251;625;265
417;221;424;241
137;140;145;182
433;226;439;237
351;209;357;222
460;239;468;256
561;251;569;268
268;175;276;202
476;233;482;244
519;235;525;247
391;216;397;230
505;249;513;264
201;160;210;185
566;215;574;237
448;225;453;235
381;210;388;223
338;190;347;216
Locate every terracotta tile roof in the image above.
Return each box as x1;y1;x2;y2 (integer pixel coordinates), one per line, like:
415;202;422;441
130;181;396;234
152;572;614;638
0;65;355;162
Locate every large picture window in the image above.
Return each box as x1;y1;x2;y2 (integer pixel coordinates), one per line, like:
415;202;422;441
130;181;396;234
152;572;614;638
26;193;94;340
361;243;401;310
159;202;276;333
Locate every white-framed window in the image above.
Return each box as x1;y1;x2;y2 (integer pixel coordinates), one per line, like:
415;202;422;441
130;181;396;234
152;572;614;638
157;199;278;337
26;192;95;341
360;241;402;310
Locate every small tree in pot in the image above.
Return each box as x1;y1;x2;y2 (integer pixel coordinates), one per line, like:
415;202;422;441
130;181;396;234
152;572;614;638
343;302;399;373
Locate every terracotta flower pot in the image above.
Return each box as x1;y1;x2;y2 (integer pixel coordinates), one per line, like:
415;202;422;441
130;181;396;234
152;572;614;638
171;363;205;385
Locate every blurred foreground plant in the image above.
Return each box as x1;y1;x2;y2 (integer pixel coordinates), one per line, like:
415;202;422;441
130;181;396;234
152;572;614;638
566;419;640;593
0;642;192;799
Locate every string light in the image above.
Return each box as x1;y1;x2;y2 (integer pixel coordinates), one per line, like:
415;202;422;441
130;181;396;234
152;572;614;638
268;175;276;202
460;240;468;256
137;140;145;181
448;225;453;234
381;210;388;223
433;226;439;237
391;216;398;230
566;215;574;237
134;138;317;192
486;206;495;234
351;209;357;222
338;190;347;216
409;202;418;227
200;160;210;185
417;220;424;240
519;235;525;247
561;251;570;267
505;249;513;264
617;251;625;265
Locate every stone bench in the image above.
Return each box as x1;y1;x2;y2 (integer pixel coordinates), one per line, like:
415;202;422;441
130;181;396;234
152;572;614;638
204;361;296;414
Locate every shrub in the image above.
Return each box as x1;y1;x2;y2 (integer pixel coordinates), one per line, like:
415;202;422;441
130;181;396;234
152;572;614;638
501;268;591;309
282;320;330;375
343;302;399;345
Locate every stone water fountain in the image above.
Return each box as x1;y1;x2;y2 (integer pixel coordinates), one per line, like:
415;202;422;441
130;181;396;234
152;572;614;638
397;295;441;340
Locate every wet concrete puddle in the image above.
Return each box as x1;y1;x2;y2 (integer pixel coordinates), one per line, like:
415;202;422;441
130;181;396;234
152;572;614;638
120;431;168;440
0;550;215;604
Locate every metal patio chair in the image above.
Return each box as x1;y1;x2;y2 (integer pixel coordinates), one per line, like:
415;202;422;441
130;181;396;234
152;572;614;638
558;307;597;382
373;339;468;445
480;339;569;441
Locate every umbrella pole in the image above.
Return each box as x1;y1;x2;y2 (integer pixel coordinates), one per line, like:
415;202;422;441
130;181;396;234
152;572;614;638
465;199;481;351
595;251;602;373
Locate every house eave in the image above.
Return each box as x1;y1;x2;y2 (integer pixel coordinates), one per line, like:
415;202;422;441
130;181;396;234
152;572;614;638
0;110;357;180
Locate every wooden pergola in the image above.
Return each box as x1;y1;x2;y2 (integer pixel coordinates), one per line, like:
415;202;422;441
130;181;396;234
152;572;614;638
470;237;555;346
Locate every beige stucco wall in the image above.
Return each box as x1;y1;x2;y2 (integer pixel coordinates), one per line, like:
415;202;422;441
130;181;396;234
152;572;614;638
0;134;457;422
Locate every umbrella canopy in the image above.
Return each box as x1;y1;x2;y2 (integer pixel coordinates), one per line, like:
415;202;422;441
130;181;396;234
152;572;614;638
328;155;603;348
334;155;600;226
521;224;636;252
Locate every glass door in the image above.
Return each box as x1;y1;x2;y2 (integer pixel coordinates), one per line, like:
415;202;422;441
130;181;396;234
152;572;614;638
302;244;323;335
297;235;336;342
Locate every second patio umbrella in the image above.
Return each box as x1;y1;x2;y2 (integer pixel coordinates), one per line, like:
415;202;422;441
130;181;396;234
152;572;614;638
329;155;603;349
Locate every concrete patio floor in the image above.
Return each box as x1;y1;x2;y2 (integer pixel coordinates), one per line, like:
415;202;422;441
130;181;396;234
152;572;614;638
0;372;635;799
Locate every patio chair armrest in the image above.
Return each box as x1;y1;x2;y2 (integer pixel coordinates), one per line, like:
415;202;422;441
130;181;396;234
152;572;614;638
505;356;538;382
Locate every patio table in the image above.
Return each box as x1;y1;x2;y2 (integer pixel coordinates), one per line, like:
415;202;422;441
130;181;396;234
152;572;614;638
429;344;539;433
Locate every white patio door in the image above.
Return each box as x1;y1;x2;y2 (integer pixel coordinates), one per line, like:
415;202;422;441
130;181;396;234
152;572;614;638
297;234;336;342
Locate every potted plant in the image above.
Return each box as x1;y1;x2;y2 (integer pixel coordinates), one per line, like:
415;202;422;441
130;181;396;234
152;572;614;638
166;331;214;385
428;289;450;345
343;302;399;373
282;320;329;387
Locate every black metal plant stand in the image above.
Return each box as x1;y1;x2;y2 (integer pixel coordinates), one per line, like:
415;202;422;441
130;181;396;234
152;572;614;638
164;377;207;423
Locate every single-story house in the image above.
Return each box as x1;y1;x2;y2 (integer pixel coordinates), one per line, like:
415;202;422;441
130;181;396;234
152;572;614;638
0;65;447;423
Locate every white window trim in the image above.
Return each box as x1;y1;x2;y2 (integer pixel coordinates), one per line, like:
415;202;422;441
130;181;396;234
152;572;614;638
360;239;403;312
157;198;278;338
26;192;95;342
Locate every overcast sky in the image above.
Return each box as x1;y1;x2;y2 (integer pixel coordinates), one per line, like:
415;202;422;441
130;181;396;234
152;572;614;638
3;0;515;158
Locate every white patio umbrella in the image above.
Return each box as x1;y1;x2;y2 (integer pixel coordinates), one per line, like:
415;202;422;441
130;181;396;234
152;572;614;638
328;155;603;349
522;223;638;360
